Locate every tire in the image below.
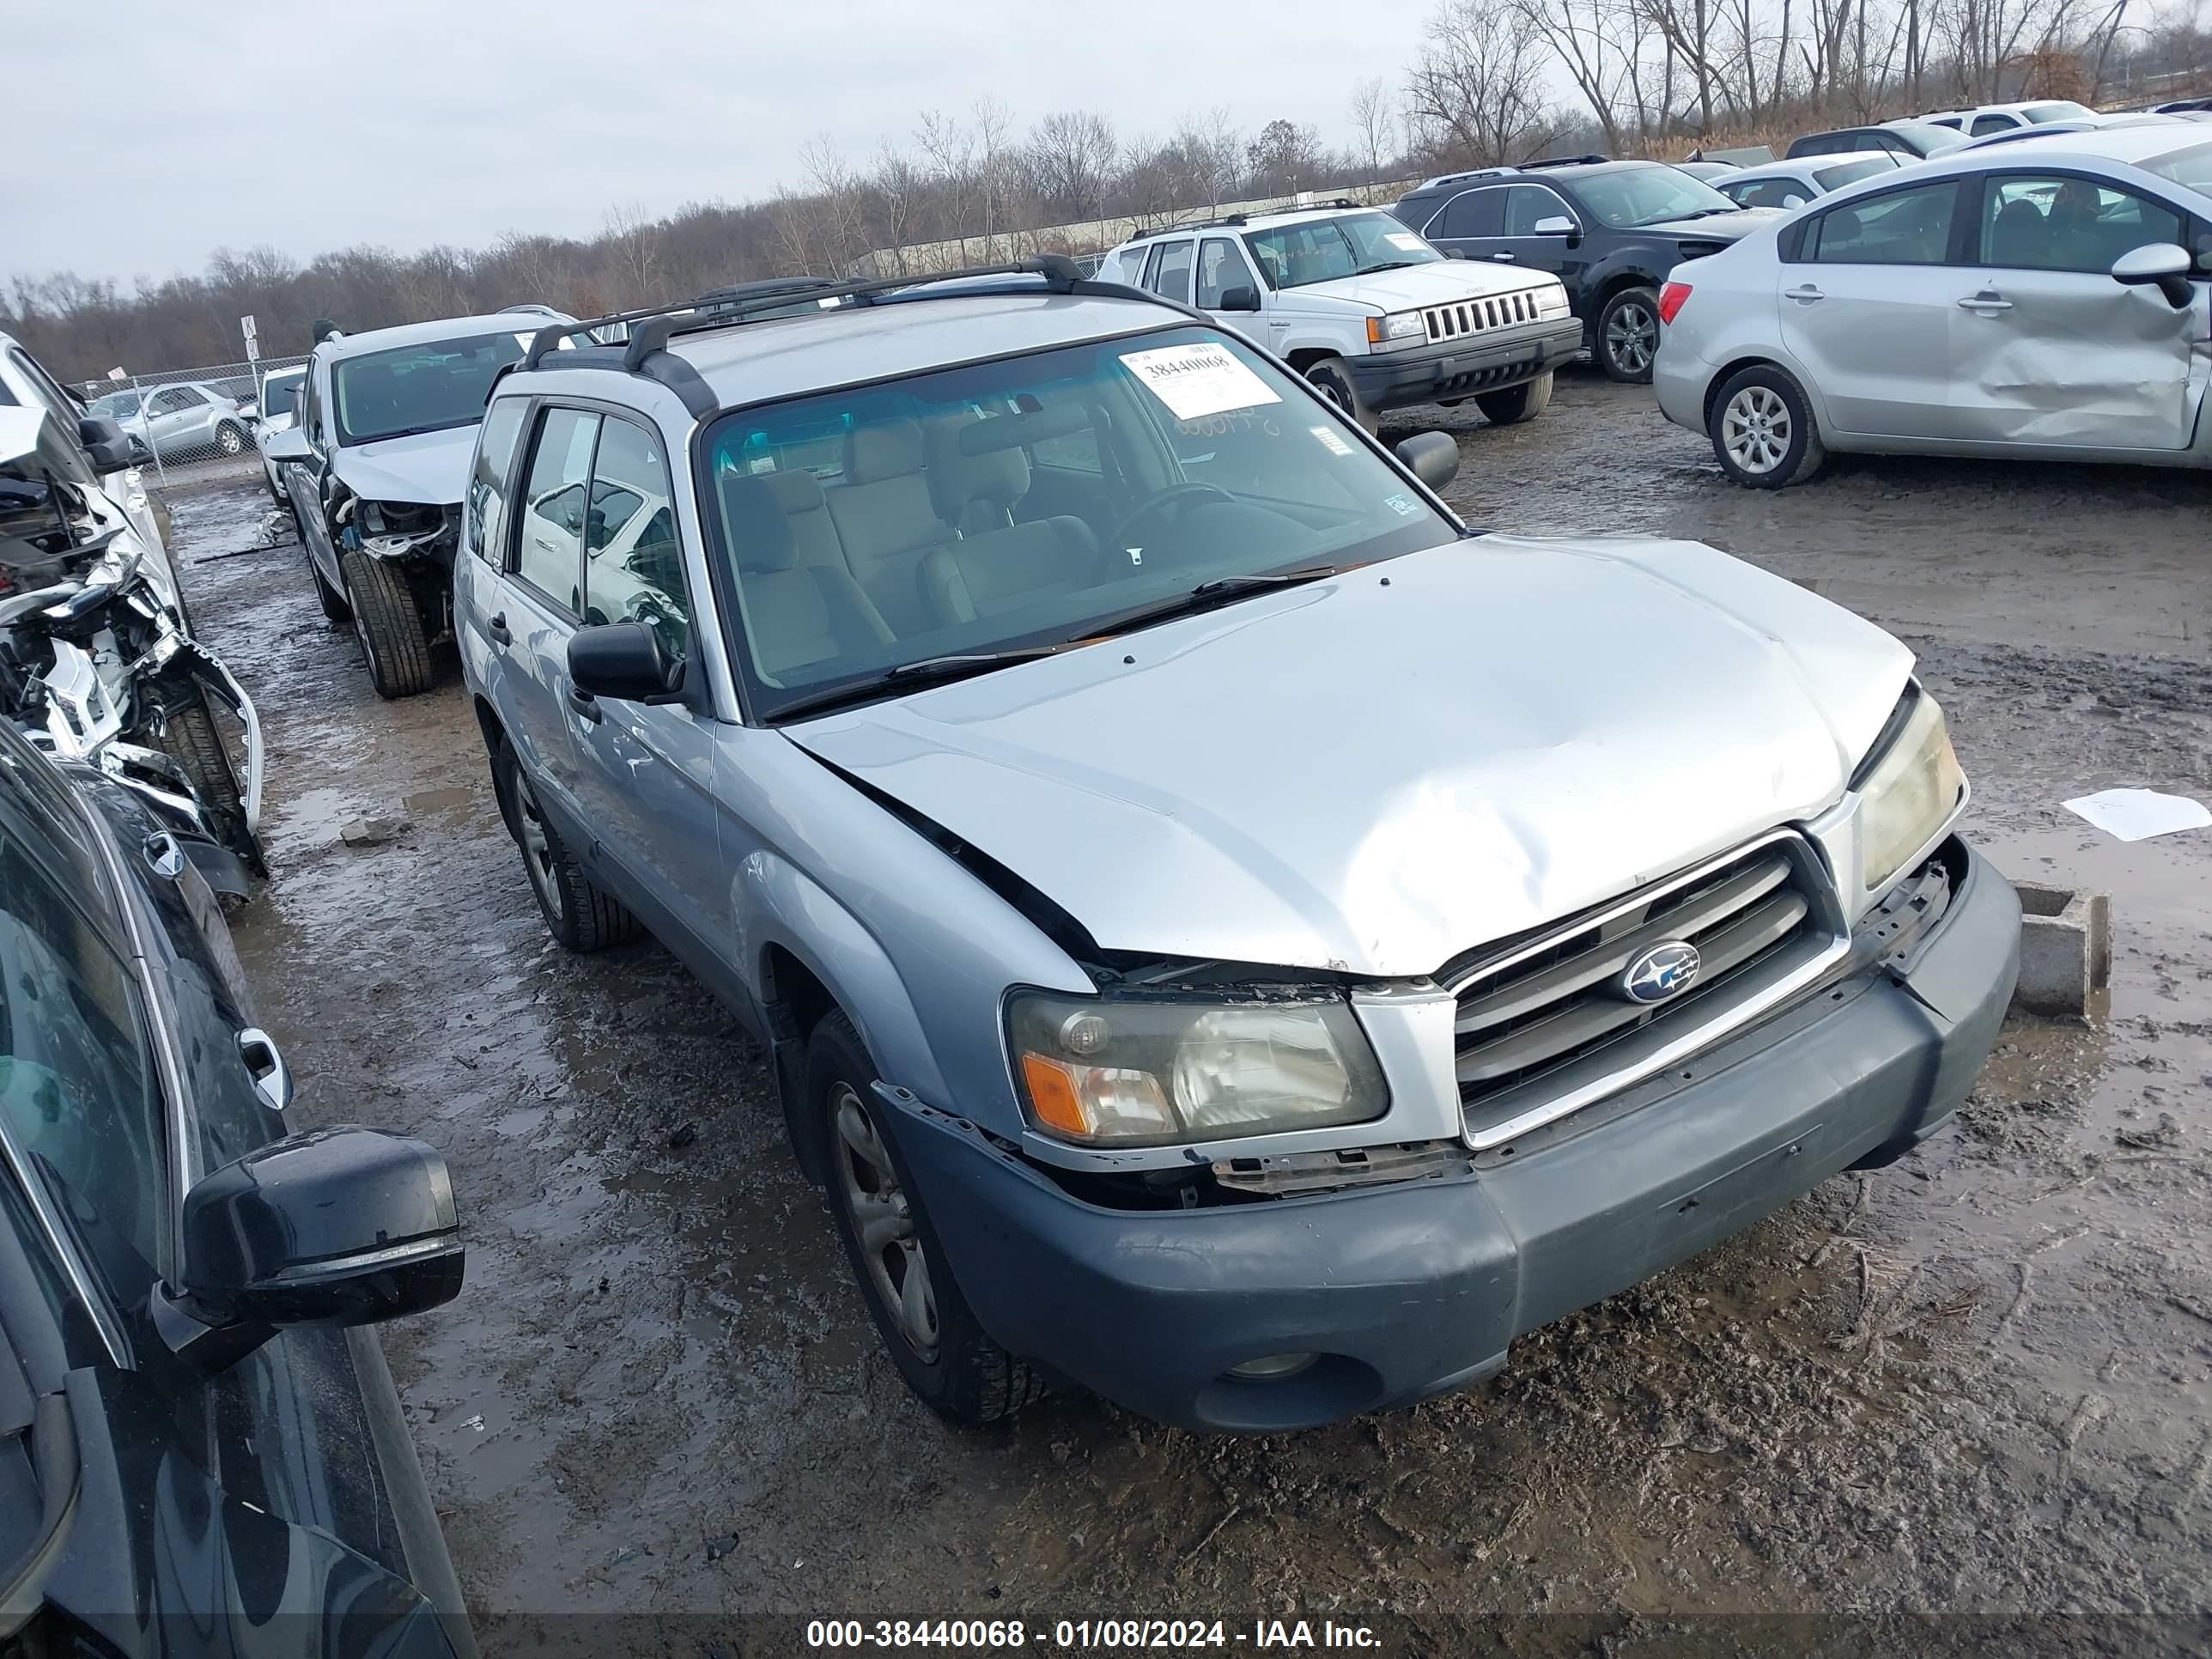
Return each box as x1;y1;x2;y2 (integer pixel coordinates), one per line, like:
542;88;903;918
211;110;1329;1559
156;693;260;871
1474;371;1554;427
310;552;352;623
1304;356;1378;434
215;422;246;457
491;741;640;951
340;550;434;697
1707;363;1828;489
811;1010;1045;1427
1594;286;1662;383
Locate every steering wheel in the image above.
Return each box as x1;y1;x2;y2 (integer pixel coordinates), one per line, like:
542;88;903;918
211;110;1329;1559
1105;483;1237;554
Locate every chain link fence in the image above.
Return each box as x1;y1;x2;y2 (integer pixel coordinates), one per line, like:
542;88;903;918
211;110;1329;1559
77;355;310;489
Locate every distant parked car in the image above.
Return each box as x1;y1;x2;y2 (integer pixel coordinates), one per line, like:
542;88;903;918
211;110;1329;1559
1097;201;1579;428
1786;122;1966;160
87;380;252;462
252;364;306;502
1918;100;2096;137
1654;125;2212;486
0;714;473;1654
1670;160;1741;181
1395;157;1783;381
1714;153;1904;210
1953;113;2193;152
2153;96;2212;113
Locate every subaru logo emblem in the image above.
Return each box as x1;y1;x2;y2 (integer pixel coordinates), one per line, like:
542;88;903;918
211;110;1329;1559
1621;940;1702;1004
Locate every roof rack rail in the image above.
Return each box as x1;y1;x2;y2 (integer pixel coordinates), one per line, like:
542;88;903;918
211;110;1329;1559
1522;154;1611;169
1126;195;1370;243
1419;166;1517;189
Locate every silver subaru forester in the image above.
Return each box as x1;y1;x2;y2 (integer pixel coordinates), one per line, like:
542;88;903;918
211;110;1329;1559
456;258;2019;1433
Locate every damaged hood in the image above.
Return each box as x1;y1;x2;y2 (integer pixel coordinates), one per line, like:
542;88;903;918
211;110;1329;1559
788;537;1912;977
330;425;477;507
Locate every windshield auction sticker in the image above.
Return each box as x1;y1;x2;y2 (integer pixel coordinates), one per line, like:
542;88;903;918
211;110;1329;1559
1120;343;1283;422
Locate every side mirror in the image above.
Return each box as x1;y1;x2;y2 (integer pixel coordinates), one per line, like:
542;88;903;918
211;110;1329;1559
2112;242;2194;308
1532;215;1577;238
77;416;137;473
157;1127;463;1366
1394;430;1461;492
568;619;684;703
1213;285;1261;313
262;427;311;464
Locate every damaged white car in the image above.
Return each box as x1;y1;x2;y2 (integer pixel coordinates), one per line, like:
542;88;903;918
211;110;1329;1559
1655;125;2212;486
268;312;572;696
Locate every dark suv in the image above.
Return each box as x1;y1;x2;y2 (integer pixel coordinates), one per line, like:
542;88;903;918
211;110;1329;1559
1394;158;1781;381
0;718;471;1656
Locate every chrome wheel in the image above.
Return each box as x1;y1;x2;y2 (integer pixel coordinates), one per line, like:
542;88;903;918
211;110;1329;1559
1604;301;1656;377
510;767;563;921
217;423;244;455
1721;385;1792;476
833;1084;939;1359
1310;371;1348;410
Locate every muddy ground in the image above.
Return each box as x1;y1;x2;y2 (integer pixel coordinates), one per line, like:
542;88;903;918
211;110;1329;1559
167;373;2212;1656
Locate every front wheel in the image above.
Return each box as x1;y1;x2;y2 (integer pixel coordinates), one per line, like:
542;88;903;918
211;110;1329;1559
1708;364;1827;489
156;693;260;871
1304;356;1378;434
490;741;640;951
340;550;434;697
1594;287;1661;383
1474;371;1554;427
811;1011;1045;1426
215;422;246;457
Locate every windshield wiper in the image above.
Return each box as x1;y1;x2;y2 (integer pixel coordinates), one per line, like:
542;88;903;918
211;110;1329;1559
359;421;464;443
768;644;1072;723
1353;260;1419;275
1094;565;1343;635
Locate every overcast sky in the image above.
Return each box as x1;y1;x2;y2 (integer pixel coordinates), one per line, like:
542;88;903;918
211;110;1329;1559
12;0;1431;285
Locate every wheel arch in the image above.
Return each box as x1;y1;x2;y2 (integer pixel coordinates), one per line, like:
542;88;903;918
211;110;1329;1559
1701;354;1827;439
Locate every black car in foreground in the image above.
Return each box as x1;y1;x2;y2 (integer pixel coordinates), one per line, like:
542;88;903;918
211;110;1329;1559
0;718;472;1656
1393;157;1782;381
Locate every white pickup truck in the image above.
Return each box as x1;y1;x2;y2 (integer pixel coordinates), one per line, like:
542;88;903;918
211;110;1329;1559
1097;201;1583;430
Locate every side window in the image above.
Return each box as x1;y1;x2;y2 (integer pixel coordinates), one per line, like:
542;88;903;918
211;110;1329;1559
584;417;689;665
1808;181;1960;264
1435;188;1504;240
514;406;599;615
1149;240;1195;303
466;399;527;566
1739;179;1808;210
150;387;192;416
1138;242;1165;290
1504;185;1571;235
1971;114;2012;137
1196;238;1251;307
1978;174;2185;274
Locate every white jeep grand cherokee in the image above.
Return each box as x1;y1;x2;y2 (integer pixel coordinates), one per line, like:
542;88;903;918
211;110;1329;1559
1097;202;1581;430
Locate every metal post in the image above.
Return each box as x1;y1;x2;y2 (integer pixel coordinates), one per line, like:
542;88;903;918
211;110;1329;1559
135;374;168;490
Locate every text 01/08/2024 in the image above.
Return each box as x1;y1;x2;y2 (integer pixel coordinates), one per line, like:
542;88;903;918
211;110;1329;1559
804;1619;1383;1650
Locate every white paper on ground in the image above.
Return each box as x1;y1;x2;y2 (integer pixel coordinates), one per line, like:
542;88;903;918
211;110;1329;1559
2062;787;2212;842
1120;343;1282;420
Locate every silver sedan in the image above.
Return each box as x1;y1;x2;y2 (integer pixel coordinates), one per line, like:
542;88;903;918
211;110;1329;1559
1654;124;2212;485
1713;153;1904;210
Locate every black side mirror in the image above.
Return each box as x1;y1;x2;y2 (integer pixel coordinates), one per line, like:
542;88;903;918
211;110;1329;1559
569;619;684;703
1394;430;1461;492
2112;241;2195;308
156;1127;463;1367
1213;285;1261;312
77;416;136;473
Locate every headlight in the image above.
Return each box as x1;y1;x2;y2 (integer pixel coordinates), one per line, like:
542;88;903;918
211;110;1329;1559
1534;282;1572;317
1364;312;1426;350
1858;691;1966;890
1007;991;1389;1146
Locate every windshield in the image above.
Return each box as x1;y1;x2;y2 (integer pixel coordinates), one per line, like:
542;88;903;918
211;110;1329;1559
698;324;1458;718
1245;212;1443;289
1888;123;1960;154
331;331;526;446
2025;101;2093;124
259;372;301;417
1572;166;1739;227
1815;156;1900;190
88;392;140;420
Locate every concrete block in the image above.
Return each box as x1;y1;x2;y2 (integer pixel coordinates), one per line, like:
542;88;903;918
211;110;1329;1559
2012;881;2111;1018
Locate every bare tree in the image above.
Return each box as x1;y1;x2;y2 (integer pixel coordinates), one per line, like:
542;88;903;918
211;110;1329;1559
1515;0;1636;149
1348;78;1398;181
1406;0;1561;164
602;202;662;301
1027;111;1119;222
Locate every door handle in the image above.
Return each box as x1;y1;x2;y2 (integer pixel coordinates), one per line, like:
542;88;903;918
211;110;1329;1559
567;684;603;725
237;1028;293;1111
1491;252;1516;262
487;611;512;646
1957;293;2013;312
1783;283;1825;303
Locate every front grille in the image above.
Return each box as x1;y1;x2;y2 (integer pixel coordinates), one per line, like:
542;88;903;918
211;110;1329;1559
1421;288;1547;343
1449;835;1843;1149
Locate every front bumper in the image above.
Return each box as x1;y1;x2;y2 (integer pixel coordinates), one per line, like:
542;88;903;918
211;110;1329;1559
1348;316;1585;410
890;840;2020;1432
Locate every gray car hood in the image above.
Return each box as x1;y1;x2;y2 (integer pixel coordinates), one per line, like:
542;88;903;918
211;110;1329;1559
329;425;478;507
1644;206;1785;240
789;536;1912;978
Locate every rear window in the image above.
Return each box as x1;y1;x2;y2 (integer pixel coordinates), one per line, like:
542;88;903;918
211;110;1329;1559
2141;140;2212;193
2023;101;2092;124
1814;157;1899;191
259;374;301;417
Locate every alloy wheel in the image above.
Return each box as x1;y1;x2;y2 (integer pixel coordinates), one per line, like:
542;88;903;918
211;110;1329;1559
1606;302;1656;376
217;424;244;455
1721;385;1792;476
510;768;564;921
833;1084;939;1359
